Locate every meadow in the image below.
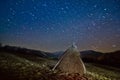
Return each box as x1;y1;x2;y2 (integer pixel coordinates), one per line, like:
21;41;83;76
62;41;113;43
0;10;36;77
0;52;120;80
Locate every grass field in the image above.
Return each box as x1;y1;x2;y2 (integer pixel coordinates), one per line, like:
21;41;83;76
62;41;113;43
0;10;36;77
0;52;120;80
85;63;120;80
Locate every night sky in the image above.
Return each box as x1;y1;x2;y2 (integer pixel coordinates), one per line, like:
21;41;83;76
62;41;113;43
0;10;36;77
0;0;120;52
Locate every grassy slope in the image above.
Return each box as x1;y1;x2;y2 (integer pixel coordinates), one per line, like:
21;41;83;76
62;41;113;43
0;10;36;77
0;52;120;80
0;52;52;80
85;63;120;80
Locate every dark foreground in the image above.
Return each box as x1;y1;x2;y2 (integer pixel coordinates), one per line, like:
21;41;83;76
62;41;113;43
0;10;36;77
0;52;120;80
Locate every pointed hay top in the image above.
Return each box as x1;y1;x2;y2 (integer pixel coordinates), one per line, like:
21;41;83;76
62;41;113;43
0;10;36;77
71;42;77;49
67;43;78;52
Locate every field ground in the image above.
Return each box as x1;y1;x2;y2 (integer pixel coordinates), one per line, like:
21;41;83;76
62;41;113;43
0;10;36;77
0;52;120;80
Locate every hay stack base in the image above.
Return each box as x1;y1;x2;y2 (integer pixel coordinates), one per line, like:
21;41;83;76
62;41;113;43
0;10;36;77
53;44;86;75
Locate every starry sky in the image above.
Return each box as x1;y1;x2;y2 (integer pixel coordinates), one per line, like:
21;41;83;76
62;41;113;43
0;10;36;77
0;0;120;52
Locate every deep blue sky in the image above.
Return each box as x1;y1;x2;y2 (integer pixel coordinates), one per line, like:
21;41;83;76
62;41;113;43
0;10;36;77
0;0;120;52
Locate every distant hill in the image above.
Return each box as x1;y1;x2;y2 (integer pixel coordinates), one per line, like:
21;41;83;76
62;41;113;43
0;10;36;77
80;50;103;62
52;50;120;67
52;51;64;59
80;50;120;67
52;50;103;60
0;45;55;62
98;51;120;67
0;45;120;67
80;50;103;57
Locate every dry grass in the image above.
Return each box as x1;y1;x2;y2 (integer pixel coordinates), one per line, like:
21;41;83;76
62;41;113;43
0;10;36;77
0;52;120;80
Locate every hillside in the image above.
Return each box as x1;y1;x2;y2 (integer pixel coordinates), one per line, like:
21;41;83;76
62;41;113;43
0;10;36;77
0;45;120;80
80;50;120;67
98;51;120;67
53;50;120;67
0;52;120;80
80;50;103;62
0;45;55;61
1;45;120;68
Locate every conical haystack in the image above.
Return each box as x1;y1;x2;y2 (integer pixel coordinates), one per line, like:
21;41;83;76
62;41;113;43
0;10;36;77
53;44;86;75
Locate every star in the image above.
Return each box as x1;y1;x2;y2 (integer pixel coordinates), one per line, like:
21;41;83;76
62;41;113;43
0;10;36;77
93;4;97;8
112;45;117;48
65;6;69;9
104;8;107;11
0;0;120;52
91;21;96;26
7;18;10;22
42;3;47;7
